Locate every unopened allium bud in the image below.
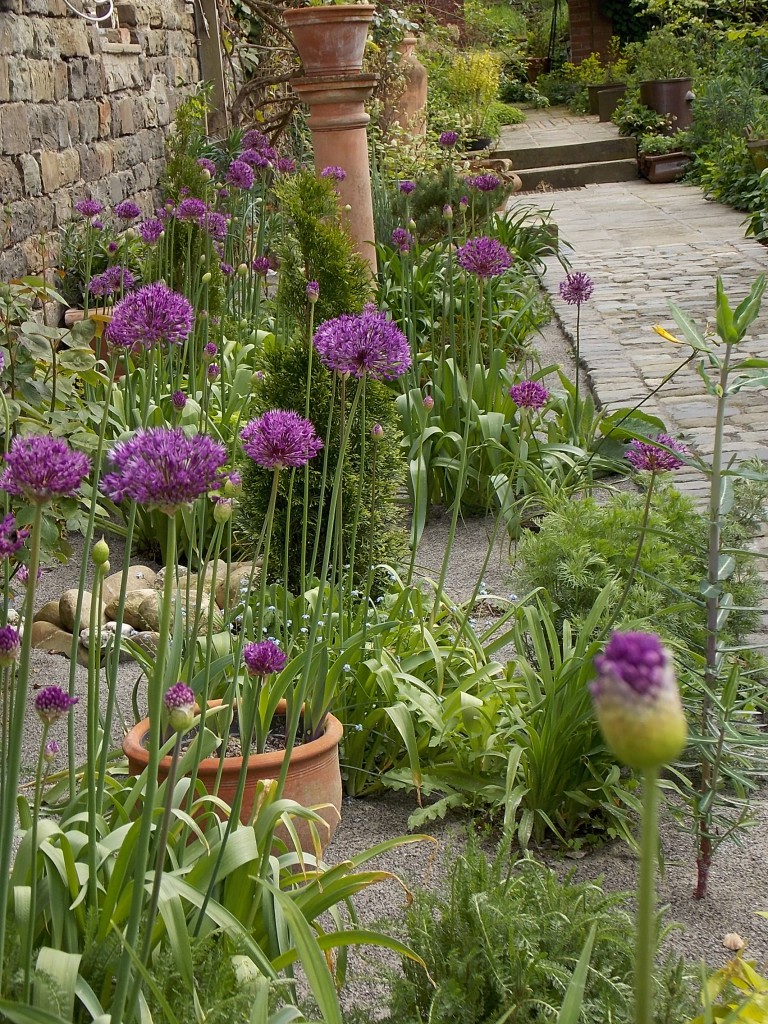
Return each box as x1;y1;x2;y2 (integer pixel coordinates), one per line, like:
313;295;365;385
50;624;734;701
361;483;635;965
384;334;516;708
43;739;60;763
201;271;212;284
207;363;220;382
35;686;79;725
92;536;110;565
0;626;21;667
306;280;319;303
213;497;233;524
423;394;435;411
172;390;187;410
163;682;195;733
443;204;453;220
591;632;687;770
408;219;417;233
371;423;384;439
237;263;248;277
199;254;206;265
223;472;242;498
200;168;212;181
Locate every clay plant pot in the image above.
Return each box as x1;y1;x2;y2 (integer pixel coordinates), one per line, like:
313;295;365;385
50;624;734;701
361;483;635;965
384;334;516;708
283;4;375;76
597;84;626;122
746;139;768;173
526;56;550;84
122;698;344;852
639;77;694;133
638;151;691;184
587;84;603;115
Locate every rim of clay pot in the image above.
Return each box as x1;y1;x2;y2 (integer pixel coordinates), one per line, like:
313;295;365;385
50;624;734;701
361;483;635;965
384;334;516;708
283;4;375;22
123;698;343;774
639;76;693;85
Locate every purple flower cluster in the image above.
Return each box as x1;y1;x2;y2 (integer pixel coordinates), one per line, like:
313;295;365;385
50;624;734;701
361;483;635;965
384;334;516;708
625;434;688;473
510;379;549;410
106;283;194;350
593;632;668;700
466;173;501;192
240;148;272;170
88;265;136;297
0;513;29;558
243;640;287;677
138;218;164;245
75;198;104;218
241;410;323;470
399;180;416;195
276;157;296;174
559;272;594;305
204;211;228;240
172;390;187;410
0;436;90;504
456;236;513;279
164;682;196;731
320;165;346;182
438;131;458;148
0;626;20;667
391;227;413;253
102;427;228;514
306;280;320;303
242;128;271;150
313;306;411;381
35;686;79;725
252;256;270;276
115;200;141;221
175;197;208;223
226;159;255;190
197;157;217;176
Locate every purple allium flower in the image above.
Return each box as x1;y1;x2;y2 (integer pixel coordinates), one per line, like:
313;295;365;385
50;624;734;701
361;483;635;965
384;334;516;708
306;280;319;303
91;218;104;230
172;390;187;410
0;626;20;667
35;686;79;725
75;198;104;217
391;227;413;253
559;272;595;305
371;423;384;439
220;262;234;276
0;436;90;504
423;394;434;410
625;434;688;473
243;639;287;677
102;427;228;514
313;306;411;381
219;188;230;199
226;159;254;190
510;379;549;411
207;363;220;382
164;682;196;732
0;513;29;558
276;157;296;174
0;350;4;374
175;197;207;224
466;173;501;192
443;204;453;219
43;739;60;763
591;631;687;769
115;200;141;221
240;148;272;170
456;236;513;279
320;165;346;182
88;265;135;297
438;130;458;148
204;341;218;360
107;242;118;254
252;256;270;276
138;218;164;244
399;180;416;195
204;211;228;240
459;195;469;209
241;410;323;470
106;283;194;350
242;128;270;150
197;157;217;175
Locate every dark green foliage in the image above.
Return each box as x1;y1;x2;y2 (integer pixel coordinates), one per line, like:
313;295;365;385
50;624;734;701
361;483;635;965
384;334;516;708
513;482;764;650
274;170;372;324
386;838;694;1024
401;165;515;242
237;334;407;589
599;0;654;44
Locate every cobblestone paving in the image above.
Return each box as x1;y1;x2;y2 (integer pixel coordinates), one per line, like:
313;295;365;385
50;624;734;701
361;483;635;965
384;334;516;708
510;180;768;506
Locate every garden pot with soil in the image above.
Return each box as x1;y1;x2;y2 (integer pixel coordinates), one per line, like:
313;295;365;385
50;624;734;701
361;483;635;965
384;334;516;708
283;4;375;76
639;77;694;132
597;84;627;122
638;151;691;183
123;698;344;852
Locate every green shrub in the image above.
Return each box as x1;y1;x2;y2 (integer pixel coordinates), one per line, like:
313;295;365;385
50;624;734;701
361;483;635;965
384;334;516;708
237;334;407;589
386;838;694;1024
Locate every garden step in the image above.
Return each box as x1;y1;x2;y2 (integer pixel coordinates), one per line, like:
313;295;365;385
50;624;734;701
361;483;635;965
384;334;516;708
494;137;637;171
516;158;639;191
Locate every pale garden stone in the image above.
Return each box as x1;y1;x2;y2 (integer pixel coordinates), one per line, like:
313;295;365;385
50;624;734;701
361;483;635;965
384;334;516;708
107;588;160;631
30;620;75;656
59;588;104;633
215;562;259;611
33;599;62;628
101;564;157;606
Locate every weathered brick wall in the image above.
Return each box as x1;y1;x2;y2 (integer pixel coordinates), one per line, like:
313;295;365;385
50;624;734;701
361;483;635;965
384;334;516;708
0;0;199;280
568;0;614;63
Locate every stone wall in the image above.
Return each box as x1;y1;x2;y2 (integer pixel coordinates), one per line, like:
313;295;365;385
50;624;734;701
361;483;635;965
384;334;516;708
0;0;200;280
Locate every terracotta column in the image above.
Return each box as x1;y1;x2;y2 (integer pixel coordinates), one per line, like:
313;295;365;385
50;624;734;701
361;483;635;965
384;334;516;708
291;74;378;275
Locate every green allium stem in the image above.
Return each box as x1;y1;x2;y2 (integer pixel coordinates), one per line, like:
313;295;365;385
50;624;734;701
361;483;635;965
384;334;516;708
636;766;659;1024
605;471;657;634
21;722;50;1001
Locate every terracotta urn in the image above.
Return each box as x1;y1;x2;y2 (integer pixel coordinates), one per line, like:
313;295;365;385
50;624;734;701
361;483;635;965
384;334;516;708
390;35;427;136
122;698;344;852
283;4;375;76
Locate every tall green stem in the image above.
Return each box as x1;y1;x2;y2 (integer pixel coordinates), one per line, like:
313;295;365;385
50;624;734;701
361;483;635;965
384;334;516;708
21;723;50;1001
636;766;659;1024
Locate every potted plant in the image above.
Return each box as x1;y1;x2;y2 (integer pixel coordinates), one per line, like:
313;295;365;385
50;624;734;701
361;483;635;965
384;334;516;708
637;130;691;183
283;1;376;76
438;50;503;150
631;27;697;133
745;123;768;173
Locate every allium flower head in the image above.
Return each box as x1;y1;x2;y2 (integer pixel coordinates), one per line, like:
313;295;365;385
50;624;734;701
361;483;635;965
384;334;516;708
457;236;513;279
313;306;411;380
172;390;187;410
371;423;384;439
102;428;228;515
276;157;296;174
204;211;228;240
204;342;218;360
625;434;688;473
240;148;271;170
220;262;234;276
510;379;549;411
241;410;323;470
138;218;164;244
91;218;104;230
399;180;416;195
226;159;255;190
115;200;141;221
242;128;270;150
466;173;501;192
438;130;458;148
0;513;29;558
320;165;346;182
197;157;217;176
459;195;469;209
75;198;103;217
391;227;413;253
175;197;207;223
207;363;220;381
306;280;319;303
252;256;270;276
591;631;687;770
559;272;594;305
106;283;194;350
164;682;196;733
88;265;135;297
43;739;60;763
243;640;286;677
35;686;79;725
0;626;20;667
0;436;90;504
